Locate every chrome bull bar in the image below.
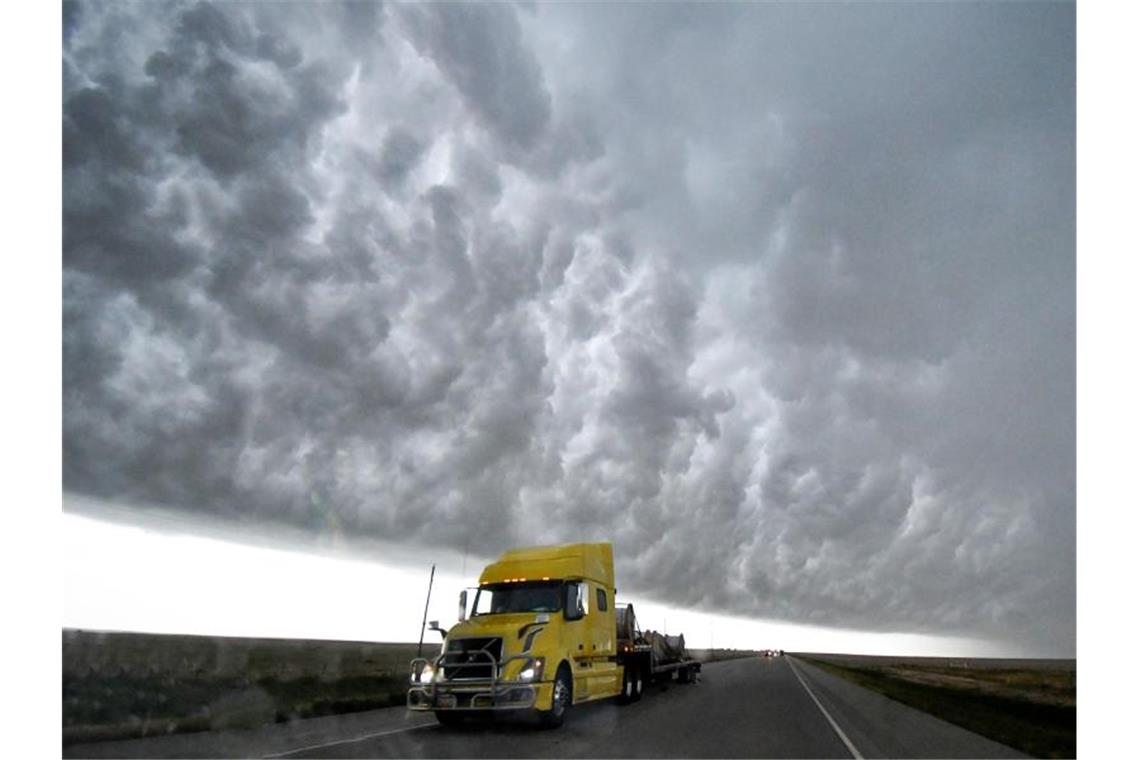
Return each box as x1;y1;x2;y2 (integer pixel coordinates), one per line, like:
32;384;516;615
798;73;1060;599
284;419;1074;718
408;651;542;711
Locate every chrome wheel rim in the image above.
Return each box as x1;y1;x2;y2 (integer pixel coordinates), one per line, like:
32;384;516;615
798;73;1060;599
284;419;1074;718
552;676;569;715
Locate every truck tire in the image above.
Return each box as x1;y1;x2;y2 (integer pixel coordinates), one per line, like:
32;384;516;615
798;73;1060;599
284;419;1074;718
539;665;572;728
618;665;636;704
631;666;643;702
678;665;691;684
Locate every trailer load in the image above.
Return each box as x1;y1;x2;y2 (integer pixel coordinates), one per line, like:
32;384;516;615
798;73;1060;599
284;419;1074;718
408;542;700;728
644;631;687;662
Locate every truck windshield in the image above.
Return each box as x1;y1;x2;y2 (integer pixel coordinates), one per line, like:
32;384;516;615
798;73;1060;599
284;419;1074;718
472;581;563;615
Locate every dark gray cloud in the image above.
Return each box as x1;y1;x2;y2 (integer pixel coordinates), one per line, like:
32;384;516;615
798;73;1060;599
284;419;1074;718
398;2;551;152
373;127;426;190
63;1;1074;655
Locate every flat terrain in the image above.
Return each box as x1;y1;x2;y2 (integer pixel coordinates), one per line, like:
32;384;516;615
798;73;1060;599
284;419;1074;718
66;656;1027;759
63;630;422;743
797;653;1076;673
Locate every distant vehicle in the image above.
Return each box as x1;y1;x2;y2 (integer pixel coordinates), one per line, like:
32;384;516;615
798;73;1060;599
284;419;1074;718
408;542;701;728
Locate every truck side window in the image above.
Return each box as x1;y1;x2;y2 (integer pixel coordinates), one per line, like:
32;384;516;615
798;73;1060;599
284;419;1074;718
596;587;608;612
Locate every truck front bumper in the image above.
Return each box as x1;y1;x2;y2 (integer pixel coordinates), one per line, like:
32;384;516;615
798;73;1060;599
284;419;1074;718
408;680;552;712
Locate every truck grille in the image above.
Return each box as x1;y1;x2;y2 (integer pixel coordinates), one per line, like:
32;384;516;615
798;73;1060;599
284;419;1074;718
442;637;503;680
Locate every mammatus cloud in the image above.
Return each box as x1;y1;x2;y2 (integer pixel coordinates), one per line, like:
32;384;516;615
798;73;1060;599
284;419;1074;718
63;1;1074;655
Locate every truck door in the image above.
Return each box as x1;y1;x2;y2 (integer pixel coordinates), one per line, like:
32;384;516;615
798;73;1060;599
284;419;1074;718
566;580;591;699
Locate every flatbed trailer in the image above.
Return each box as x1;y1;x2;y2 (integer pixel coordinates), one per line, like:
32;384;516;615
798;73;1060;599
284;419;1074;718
614;603;701;699
620;643;701;682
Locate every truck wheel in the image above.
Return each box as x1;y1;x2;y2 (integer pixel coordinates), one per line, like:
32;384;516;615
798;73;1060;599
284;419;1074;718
618;666;635;704
539;666;572;728
678;666;691;684
631;668;643;702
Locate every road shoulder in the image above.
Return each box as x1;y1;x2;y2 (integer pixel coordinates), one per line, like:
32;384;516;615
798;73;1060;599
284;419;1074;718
787;657;1027;759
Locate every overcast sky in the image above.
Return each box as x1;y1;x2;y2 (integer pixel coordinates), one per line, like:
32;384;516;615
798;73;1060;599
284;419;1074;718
62;1;1075;657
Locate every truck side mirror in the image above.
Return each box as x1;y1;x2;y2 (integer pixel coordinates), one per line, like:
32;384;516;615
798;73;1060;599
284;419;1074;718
428;620;446;640
458;590;468;622
564;581;586;621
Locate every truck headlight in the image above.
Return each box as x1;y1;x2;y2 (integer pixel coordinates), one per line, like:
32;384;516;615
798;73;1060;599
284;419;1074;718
417;663;435;684
518;658;544;682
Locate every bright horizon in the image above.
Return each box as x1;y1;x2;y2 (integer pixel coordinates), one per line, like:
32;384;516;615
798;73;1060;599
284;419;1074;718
64;509;1019;658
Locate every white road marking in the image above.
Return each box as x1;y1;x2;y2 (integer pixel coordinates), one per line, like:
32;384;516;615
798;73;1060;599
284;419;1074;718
786;657;865;760
264;720;438;758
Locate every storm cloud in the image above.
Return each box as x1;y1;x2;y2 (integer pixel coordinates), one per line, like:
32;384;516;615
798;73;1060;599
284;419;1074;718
63;1;1074;655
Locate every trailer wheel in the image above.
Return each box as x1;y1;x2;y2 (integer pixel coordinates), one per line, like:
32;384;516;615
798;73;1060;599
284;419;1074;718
539;665;572;728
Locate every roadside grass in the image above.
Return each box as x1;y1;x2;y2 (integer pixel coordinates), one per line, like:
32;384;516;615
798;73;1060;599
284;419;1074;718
799;656;1075;759
63;630;422;744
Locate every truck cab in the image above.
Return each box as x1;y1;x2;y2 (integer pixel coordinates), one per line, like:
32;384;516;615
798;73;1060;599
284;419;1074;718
408;543;622;727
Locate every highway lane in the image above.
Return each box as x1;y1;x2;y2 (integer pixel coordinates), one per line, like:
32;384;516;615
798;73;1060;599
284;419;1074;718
65;656;1027;758
288;658;852;759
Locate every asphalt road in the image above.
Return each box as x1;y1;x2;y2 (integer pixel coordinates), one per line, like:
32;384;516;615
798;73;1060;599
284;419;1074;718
64;657;1027;759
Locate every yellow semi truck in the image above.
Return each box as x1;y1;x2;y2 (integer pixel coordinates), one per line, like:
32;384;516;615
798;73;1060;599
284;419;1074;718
407;542;700;727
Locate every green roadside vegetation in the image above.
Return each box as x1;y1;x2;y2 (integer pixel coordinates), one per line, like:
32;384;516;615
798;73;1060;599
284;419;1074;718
63;630;421;744
63;671;412;743
798;655;1075;759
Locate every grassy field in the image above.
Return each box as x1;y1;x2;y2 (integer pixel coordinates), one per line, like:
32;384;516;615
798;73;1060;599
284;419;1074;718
63;629;425;744
63;629;757;744
797;653;1075;759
